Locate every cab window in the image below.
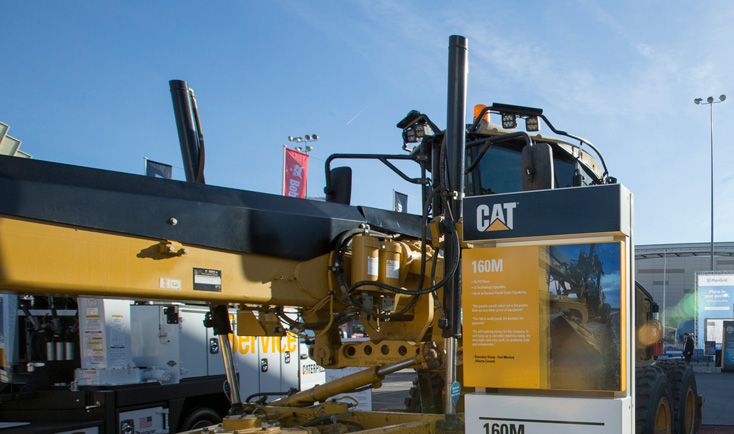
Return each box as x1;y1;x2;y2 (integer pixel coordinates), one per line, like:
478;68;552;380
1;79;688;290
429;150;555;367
469;144;522;195
553;152;597;188
466;140;599;196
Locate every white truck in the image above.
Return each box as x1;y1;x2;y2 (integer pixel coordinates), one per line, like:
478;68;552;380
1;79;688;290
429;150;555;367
0;295;322;433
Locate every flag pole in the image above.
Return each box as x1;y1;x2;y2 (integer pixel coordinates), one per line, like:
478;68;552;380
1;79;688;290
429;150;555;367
281;146;286;196
144;156;148;176
304;152;309;198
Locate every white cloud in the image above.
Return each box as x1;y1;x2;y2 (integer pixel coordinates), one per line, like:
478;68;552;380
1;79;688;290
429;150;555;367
287;0;734;243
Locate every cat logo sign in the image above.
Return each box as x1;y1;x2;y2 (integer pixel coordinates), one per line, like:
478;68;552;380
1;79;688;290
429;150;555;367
476;202;518;232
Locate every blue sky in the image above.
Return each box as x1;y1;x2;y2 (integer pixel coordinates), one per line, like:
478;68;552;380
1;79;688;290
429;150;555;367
2;1;733;245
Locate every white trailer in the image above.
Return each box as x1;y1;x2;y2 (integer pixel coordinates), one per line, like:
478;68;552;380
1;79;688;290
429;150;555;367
0;295;322;433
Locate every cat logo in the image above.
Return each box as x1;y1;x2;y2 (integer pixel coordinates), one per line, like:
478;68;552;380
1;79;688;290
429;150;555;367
476;202;518;232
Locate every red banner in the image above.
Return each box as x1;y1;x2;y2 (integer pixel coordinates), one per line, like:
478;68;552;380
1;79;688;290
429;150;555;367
283;147;309;198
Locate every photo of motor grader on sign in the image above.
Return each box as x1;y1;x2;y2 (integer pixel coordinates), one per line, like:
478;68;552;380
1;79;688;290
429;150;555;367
546;242;622;391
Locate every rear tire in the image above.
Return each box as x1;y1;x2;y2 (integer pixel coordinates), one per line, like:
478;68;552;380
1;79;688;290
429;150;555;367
636;366;673;434
179;407;222;431
656;360;700;434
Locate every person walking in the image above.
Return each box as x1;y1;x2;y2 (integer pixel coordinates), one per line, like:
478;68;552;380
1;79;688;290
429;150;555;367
683;332;694;363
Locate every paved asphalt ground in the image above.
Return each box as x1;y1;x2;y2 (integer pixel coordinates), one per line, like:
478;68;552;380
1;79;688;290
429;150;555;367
372;371;734;432
697;372;734;433
372;371;416;412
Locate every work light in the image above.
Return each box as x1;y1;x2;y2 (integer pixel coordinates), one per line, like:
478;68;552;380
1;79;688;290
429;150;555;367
501;112;517;129
525;116;539;132
402;125;424;143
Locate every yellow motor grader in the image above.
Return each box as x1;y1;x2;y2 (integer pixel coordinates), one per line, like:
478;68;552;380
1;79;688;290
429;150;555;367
0;35;699;434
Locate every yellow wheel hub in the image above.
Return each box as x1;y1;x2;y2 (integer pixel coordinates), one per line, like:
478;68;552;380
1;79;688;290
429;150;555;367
684;386;696;434
654;397;672;434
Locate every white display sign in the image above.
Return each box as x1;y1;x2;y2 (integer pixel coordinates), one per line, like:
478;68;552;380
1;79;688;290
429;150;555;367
705;318;733;344
698;274;734;286
78;298;133;369
697;273;734;347
465;394;631;434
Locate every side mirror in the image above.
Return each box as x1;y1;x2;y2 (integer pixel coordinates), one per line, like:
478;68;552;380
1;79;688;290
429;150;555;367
325;167;352;205
521;142;554;191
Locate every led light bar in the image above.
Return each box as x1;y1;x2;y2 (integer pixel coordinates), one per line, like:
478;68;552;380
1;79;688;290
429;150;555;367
525;116;540;132
501;112;517;129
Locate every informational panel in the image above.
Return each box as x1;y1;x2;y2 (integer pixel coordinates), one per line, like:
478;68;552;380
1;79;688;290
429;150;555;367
463;242;625;392
696;273;734;348
462;184;633;434
465;394;631;434
462;246;547;389
705;318;732;345
77;298;133;369
722;321;734;372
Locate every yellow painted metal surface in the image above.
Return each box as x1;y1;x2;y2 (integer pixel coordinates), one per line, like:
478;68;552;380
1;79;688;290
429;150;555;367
235;310;269;336
351;234;380;290
462;246;547;389
212;409;445;434
0;216;329;307
347;411;445;433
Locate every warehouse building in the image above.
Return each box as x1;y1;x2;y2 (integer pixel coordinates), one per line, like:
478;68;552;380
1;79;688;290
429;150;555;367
635;242;734;343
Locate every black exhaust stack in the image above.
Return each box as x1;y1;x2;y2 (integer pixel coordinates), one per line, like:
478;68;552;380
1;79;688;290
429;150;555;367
437;35;467;433
169;79;205;184
443;35;467;339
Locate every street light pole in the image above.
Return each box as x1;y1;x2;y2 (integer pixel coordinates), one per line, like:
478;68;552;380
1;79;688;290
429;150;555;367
663;249;667;341
710;101;714;271
287;134;319;154
694;95;726;271
285;134;319;197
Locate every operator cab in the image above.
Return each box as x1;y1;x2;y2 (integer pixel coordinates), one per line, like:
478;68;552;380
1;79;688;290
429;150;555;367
465;127;606;196
325;102;613;206
388;102;614;203
464;102;610;196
